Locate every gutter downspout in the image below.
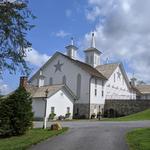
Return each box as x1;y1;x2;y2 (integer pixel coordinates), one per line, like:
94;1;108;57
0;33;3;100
89;76;94;119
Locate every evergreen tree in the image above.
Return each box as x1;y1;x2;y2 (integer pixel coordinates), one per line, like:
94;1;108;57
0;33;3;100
0;87;33;137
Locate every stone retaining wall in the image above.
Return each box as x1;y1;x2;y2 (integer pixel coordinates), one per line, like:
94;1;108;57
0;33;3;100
104;99;150;117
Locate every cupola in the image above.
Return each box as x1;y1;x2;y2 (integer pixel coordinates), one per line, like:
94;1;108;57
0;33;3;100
65;37;78;59
84;33;102;67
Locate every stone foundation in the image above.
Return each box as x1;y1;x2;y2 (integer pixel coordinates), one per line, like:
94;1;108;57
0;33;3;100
90;104;104;117
73;103;104;119
73;103;89;119
104;99;150;117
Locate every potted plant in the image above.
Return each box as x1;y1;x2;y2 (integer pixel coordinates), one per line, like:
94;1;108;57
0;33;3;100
49;112;56;120
91;113;96;119
65;112;71;119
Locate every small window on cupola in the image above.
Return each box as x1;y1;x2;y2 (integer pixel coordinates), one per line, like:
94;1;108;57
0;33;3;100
90;56;93;64
86;56;89;63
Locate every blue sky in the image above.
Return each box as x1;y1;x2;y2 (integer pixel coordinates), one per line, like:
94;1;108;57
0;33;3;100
1;0;95;94
1;0;150;94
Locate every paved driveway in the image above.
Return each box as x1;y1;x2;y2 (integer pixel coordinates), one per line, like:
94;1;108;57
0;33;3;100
29;121;150;150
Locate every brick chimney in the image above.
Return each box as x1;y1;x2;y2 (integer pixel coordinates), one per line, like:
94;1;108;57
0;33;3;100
19;76;28;88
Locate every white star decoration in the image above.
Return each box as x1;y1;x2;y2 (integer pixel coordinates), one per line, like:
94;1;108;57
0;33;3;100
54;60;64;72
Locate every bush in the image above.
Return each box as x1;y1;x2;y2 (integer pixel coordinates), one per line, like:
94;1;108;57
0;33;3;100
49;113;56;120
65;113;71;118
91;113;96;119
0;87;33;137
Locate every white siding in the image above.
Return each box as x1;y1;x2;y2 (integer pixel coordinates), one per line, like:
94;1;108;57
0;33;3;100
46;90;73;119
105;66;135;99
90;78;105;104
32;89;73;119
30;54;91;104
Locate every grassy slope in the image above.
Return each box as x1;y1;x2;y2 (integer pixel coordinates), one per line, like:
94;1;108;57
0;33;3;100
127;128;150;150
0;128;68;150
102;109;150;121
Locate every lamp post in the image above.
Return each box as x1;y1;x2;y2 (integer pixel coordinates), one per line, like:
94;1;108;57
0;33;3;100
43;89;49;129
98;105;101;120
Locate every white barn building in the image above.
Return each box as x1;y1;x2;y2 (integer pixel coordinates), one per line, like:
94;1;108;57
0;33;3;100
24;33;138;119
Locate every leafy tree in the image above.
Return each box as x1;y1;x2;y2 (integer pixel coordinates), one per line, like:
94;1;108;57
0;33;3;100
0;0;35;77
0;87;33;137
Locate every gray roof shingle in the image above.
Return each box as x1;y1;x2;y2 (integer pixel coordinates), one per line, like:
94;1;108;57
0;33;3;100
96;63;119;78
136;85;150;94
26;84;76;99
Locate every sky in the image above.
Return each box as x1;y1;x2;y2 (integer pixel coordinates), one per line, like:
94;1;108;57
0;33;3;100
1;0;150;94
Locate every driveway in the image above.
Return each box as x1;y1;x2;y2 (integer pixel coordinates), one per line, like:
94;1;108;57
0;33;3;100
29;121;150;150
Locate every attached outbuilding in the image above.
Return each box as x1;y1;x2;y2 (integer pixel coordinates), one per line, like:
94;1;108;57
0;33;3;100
27;84;76;120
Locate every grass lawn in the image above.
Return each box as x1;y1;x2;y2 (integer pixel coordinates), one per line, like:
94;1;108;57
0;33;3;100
0;128;68;150
127;128;150;150
101;109;150;121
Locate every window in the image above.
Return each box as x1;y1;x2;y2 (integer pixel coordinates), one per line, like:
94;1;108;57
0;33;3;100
49;77;53;85
76;74;81;98
95;89;97;96
95;78;97;96
102;81;104;87
102;90;104;97
86;56;89;63
90;56;93;64
51;107;55;113
122;79;124;85
67;107;70;114
62;75;66;85
94;55;96;64
95;78;97;88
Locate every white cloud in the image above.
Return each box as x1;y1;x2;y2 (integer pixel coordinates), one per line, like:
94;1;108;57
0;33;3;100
84;0;150;83
25;48;49;67
0;80;11;95
55;30;70;38
0;0;16;3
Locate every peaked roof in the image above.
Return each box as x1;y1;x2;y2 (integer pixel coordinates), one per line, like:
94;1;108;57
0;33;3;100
59;52;106;79
29;52;107;81
26;84;77;99
136;85;150;94
96;63;132;89
96;63;119;78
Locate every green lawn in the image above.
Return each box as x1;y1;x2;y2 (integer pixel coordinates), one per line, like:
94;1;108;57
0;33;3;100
127;128;150;150
0;128;68;150
102;109;150;121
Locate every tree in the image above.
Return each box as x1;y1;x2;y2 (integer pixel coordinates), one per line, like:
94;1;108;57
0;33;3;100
0;87;33;137
0;0;35;77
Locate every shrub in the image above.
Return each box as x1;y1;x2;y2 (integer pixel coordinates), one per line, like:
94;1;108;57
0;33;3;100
91;113;96;119
49;113;56;120
0;87;33;137
65;113;71;118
